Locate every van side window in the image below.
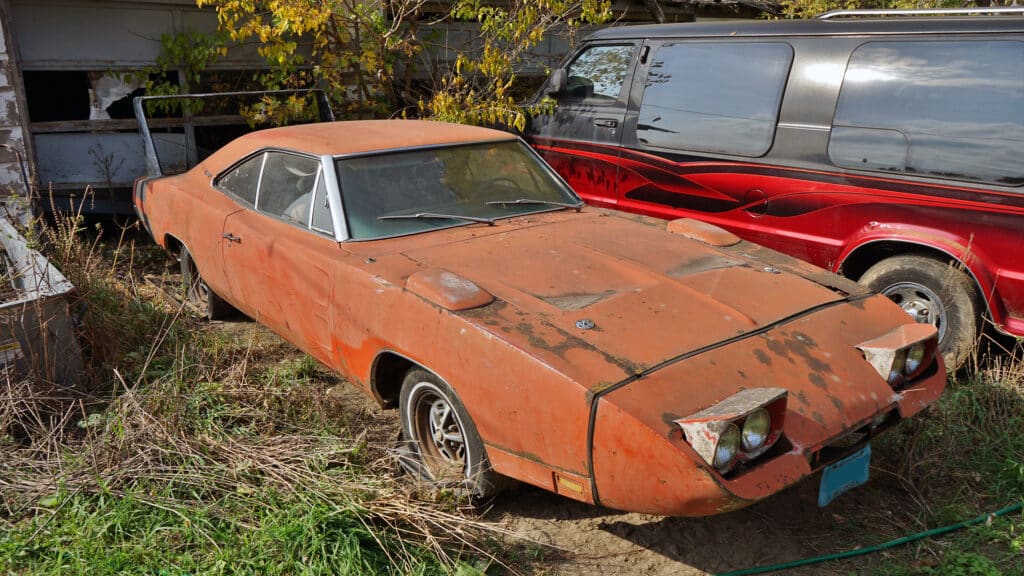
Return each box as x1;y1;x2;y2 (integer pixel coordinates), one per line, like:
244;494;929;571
830;41;1024;186
563;45;635;101
636;42;792;157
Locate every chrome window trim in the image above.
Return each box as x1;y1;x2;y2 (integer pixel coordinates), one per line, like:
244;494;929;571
307;167;322;229
252;152;269;209
319;155;349;241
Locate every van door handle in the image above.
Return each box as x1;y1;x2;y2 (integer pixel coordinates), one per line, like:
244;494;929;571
222;233;241;243
594;119;618;128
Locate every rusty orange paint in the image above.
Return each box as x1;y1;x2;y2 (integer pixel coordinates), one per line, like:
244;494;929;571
135;120;947;516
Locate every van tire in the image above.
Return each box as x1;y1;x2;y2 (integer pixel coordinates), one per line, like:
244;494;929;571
859;255;979;371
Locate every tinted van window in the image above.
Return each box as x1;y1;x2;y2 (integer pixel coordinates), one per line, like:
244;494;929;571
564;45;634;101
830;41;1024;186
637;42;792;157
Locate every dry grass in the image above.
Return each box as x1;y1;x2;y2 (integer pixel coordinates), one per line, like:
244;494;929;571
0;208;530;575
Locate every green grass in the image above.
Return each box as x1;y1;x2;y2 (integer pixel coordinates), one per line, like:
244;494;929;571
817;349;1024;575
1;488;450;575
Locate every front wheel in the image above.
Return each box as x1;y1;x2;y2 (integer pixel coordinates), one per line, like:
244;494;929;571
859;255;980;370
399;369;507;498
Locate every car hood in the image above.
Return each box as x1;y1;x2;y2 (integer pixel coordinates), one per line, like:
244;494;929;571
399;212;848;375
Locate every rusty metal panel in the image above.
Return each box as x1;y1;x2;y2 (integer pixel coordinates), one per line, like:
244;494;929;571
0;212;81;387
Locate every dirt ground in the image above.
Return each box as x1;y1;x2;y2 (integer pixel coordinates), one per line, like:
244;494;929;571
487;484;823;575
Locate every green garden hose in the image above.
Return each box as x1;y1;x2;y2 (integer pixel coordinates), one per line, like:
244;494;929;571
717;501;1023;576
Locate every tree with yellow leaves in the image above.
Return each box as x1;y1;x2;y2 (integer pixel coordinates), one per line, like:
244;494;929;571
422;0;612;131
197;0;427;119
194;0;610;127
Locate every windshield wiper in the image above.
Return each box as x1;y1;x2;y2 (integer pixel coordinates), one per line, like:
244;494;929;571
378;213;496;226
485;198;584;212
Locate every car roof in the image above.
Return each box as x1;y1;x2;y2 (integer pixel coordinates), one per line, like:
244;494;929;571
217;119;518;160
587;15;1024;40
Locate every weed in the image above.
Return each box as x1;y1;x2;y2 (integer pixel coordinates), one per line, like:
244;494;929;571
826;341;1024;576
0;209;524;574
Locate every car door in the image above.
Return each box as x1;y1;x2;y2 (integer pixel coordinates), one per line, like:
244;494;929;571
221;151;338;360
530;42;639;207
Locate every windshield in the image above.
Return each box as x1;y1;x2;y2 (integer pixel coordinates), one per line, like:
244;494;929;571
336;140;581;240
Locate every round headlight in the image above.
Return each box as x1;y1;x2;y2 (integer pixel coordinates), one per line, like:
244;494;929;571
714;423;741;472
742;408;771;452
903;342;927;375
887;350;907;385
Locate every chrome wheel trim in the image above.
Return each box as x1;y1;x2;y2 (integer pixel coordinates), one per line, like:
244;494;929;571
408;381;469;478
881;281;947;342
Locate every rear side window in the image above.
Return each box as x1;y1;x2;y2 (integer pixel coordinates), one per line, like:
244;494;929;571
563;45;635;102
636;42;792;157
830;41;1024;186
217;154;264;204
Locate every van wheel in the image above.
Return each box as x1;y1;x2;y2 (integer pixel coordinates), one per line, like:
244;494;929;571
180;247;234;320
859;255;979;370
399;369;508;498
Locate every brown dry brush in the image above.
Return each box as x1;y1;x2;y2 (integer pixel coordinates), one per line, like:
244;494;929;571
0;207;525;572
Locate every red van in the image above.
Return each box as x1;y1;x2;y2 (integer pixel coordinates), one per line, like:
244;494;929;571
528;9;1024;368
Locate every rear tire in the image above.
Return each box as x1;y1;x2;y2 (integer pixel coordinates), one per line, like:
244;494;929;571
179;247;234;320
859;255;980;370
399;368;508;498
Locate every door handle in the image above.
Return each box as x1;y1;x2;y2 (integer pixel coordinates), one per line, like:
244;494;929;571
222;233;241;243
594;118;618;128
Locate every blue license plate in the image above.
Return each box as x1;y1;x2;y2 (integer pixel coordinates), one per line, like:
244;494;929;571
818;444;871;507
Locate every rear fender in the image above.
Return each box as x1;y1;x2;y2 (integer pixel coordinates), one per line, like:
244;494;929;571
837;226;1003;325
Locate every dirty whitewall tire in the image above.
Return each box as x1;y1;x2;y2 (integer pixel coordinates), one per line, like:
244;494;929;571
399;368;507;498
859;254;980;370
179;247;234;321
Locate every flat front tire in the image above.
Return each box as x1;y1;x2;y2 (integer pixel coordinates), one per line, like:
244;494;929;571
859;255;980;370
399;368;506;498
179;247;234;320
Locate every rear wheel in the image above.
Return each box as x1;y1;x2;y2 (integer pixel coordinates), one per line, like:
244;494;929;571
399;368;507;498
179;247;234;320
859;255;980;370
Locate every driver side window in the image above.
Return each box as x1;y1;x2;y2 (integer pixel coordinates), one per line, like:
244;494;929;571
256;152;320;223
563;45;635;102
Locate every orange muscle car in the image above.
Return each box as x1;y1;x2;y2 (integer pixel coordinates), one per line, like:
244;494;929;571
134;120;945;516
